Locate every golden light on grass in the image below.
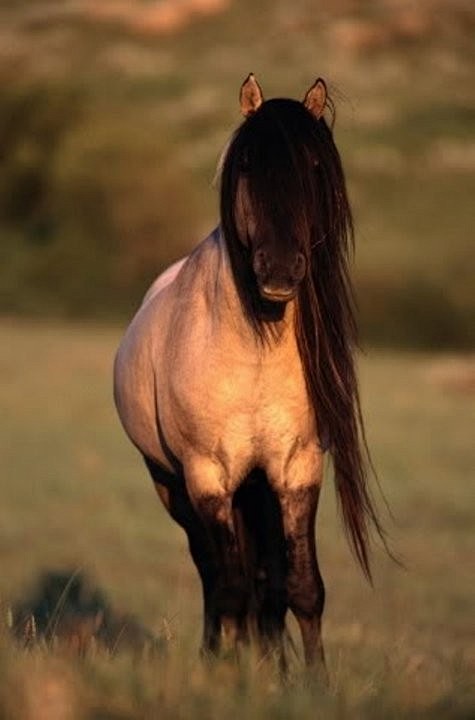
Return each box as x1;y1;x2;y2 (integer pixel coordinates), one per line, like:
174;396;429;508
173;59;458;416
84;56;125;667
4;657;80;720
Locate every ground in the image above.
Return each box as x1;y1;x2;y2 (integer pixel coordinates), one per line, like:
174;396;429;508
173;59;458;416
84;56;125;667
0;320;473;718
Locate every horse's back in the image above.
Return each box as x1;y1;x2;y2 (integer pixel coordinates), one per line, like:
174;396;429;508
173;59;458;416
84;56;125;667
141;257;188;307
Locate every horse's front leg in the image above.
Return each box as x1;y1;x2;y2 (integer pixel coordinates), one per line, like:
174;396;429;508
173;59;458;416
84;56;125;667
185;458;247;656
143;457;221;654
276;481;326;670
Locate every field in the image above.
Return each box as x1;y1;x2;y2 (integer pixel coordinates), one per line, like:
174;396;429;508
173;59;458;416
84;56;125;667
0;320;473;719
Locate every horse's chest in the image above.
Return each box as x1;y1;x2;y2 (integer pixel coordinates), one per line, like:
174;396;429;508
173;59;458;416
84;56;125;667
168;343;314;477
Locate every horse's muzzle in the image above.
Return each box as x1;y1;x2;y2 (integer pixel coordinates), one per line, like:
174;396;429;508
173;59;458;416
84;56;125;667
253;248;306;303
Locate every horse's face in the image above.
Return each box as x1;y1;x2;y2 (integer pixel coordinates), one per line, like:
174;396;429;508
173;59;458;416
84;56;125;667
227;75;329;304
234;174;308;303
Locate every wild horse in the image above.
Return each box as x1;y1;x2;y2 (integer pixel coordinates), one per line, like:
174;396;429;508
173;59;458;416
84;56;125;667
114;75;384;670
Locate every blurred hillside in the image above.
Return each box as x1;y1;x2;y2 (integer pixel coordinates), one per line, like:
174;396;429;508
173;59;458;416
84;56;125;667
0;0;474;346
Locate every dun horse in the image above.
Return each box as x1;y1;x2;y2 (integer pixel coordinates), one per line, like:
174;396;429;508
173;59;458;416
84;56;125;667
114;75;384;669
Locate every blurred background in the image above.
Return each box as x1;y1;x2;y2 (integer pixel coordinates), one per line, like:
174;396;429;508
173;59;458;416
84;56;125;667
1;0;473;346
1;2;474;718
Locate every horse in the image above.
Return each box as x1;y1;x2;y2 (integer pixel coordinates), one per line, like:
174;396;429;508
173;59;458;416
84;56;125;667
114;74;385;671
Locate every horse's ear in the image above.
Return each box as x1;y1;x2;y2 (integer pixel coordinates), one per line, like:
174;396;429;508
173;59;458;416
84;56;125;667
303;78;327;119
240;73;264;117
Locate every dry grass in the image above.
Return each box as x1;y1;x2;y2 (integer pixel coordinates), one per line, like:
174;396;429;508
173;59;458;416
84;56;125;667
0;319;474;718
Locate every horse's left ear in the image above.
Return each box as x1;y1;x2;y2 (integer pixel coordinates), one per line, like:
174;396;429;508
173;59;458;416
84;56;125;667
303;78;327;119
240;73;264;117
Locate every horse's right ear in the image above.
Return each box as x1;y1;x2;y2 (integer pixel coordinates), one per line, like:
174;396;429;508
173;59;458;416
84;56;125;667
303;78;327;119
240;73;264;117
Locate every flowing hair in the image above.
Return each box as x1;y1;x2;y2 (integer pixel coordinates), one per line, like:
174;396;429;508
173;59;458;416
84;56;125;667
220;97;386;579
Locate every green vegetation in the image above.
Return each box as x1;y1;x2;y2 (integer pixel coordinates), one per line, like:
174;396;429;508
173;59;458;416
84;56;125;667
1;320;473;718
0;0;474;346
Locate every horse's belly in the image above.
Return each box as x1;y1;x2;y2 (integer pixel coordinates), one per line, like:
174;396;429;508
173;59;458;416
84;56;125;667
114;284;178;471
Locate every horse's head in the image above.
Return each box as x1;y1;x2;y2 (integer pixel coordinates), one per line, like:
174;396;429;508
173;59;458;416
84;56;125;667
221;74;329;305
234;168;308;302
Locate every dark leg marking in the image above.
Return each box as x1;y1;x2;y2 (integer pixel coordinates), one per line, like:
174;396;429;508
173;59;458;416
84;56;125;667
194;493;248;650
143;457;221;653
279;485;326;669
234;473;288;660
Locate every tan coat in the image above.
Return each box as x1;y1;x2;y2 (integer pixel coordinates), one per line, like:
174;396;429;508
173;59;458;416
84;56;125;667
114;228;324;512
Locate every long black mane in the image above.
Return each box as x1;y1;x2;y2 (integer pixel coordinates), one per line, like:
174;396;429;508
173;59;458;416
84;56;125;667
220;97;384;578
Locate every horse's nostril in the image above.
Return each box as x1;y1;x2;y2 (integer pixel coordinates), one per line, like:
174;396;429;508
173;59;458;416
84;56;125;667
291;252;307;282
253;248;268;276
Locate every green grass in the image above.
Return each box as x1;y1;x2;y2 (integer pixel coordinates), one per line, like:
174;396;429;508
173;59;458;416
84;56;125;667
1;319;474;718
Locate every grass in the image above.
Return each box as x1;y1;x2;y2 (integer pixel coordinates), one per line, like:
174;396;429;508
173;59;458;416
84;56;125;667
0;319;474;718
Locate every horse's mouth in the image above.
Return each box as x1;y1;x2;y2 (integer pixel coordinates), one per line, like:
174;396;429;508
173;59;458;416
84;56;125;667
259;286;297;302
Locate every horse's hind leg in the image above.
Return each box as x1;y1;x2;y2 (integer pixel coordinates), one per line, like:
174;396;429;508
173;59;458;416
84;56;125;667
143;457;221;654
277;485;326;670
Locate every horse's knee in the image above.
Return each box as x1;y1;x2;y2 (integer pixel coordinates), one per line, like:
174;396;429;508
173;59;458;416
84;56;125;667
288;572;325;620
194;491;231;528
